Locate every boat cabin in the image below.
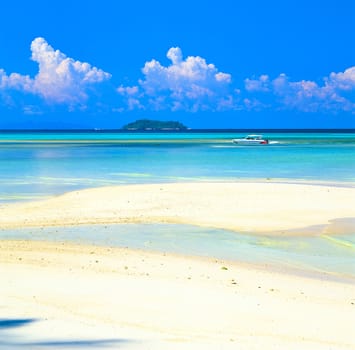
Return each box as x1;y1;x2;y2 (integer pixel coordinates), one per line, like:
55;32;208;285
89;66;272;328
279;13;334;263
245;135;263;140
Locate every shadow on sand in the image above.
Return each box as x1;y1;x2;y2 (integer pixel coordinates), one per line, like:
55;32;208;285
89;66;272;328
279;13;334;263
0;318;132;349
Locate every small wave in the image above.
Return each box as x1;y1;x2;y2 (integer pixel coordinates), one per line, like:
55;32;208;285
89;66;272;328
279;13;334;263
321;235;355;251
210;145;237;148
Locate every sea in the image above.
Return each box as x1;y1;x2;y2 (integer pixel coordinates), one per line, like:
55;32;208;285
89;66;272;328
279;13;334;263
1;130;355;280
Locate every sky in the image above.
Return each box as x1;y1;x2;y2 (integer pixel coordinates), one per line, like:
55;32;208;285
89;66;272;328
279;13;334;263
0;0;354;129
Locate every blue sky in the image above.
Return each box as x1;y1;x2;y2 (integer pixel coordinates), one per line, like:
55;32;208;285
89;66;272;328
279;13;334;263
0;0;354;129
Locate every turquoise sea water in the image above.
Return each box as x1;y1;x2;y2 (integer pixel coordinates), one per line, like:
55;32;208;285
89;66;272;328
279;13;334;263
1;131;354;202
1;131;354;279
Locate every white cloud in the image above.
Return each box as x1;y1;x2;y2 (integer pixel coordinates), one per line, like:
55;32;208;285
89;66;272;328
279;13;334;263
166;47;183;65
244;67;355;112
278;69;355;112
116;85;143;111
328;67;355;91
245;74;270;92
141;47;231;92
30;37;111;104
118;47;234;112
23;105;43;115
117;85;139;96
0;69;33;91
0;37;111;108
2;38;354;115
215;72;232;83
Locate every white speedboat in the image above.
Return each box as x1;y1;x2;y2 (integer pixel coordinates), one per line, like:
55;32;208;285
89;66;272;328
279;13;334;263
232;134;269;145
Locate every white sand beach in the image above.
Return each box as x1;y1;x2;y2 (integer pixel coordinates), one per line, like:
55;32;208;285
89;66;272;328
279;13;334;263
1;240;355;349
1;182;355;349
1;182;355;234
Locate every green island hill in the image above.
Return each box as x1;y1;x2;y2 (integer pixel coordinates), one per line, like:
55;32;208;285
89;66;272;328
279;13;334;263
122;119;188;131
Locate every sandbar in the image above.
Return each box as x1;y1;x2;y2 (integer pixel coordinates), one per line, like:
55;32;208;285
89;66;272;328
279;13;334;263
0;182;354;234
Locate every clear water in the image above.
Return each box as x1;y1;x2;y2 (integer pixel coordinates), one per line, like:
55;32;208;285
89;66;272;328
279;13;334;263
1;131;354;203
1;224;354;280
1;131;354;278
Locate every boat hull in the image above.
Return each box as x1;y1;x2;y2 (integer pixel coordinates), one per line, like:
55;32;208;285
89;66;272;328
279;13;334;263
232;139;269;145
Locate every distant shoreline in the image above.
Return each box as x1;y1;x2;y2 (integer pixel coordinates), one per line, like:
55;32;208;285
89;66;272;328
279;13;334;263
1;128;355;133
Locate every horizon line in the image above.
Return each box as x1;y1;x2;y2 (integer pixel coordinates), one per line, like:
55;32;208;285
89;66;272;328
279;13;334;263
1;128;355;133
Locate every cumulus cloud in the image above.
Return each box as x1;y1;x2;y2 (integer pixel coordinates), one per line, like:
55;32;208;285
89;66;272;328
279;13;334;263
117;47;354;113
0;69;33;91
275;69;355;112
244;75;270;92
30;37;111;105
1;38;354;115
244;67;355;112
0;37;111;108
118;47;234;112
328;66;355;91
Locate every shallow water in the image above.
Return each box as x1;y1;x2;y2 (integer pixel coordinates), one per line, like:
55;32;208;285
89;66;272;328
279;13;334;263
1;224;354;280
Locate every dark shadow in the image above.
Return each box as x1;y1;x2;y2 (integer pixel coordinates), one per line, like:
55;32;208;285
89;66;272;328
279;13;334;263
23;339;128;348
0;318;133;348
0;318;37;329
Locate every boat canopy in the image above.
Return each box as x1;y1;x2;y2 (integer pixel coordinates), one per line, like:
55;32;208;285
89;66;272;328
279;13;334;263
245;135;263;140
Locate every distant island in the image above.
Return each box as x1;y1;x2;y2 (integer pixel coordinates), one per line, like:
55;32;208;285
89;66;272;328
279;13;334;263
122;119;188;131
